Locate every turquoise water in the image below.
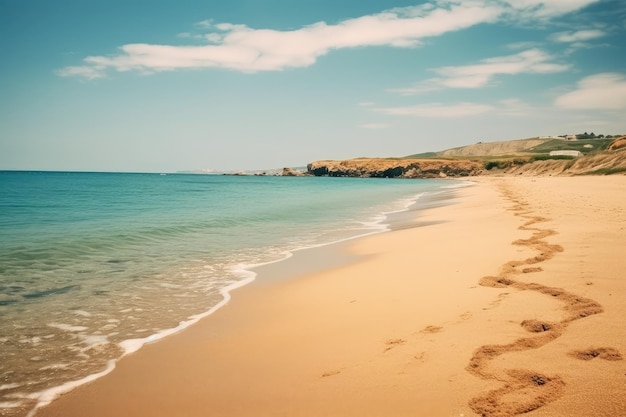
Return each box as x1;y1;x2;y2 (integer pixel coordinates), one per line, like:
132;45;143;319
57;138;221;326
0;171;454;415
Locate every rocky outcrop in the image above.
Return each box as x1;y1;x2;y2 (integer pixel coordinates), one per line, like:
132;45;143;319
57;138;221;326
307;158;484;178
281;167;307;176
608;136;626;152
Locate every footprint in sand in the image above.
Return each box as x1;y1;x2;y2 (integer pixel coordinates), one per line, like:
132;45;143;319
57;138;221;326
458;311;472;322
522;266;543;274
483;292;509;310
420;325;443;334
321;369;342;378
568;347;623;361
384;338;407;352
469;369;565;417
520;319;562;334
466;181;606;417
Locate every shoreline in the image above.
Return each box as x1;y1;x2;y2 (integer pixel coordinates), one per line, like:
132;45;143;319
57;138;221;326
35;176;626;417
21;179;460;417
249;180;468;287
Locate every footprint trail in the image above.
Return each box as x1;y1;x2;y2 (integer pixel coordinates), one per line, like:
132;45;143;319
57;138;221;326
466;181;620;417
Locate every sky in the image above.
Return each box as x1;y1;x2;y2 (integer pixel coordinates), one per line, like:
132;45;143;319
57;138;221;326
1;0;625;173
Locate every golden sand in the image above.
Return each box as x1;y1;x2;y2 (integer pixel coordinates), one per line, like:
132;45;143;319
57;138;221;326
36;176;626;417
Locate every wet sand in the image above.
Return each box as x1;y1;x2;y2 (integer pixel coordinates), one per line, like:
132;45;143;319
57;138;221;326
35;176;626;417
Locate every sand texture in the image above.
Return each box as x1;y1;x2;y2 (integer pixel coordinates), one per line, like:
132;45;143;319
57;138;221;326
35;176;626;417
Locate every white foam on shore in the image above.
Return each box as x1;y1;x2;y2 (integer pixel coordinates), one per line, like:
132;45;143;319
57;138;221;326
25;360;116;417
236;188;440;274
441;180;475;189
0;383;22;391
26;179;462;416
118;271;257;356
27;273;258;417
77;334;110;351
47;323;88;332
0;401;23;409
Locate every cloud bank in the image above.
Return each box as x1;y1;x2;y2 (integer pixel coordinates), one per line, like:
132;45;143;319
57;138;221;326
391;48;568;94
58;0;600;79
555;73;626;110
551;29;606;43
371;97;535;118
374;102;495;118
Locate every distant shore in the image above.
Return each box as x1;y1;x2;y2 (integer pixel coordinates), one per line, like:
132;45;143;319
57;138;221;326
36;176;626;417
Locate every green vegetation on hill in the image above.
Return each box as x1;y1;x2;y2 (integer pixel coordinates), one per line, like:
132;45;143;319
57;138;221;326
304;134;624;176
573;132;622;140
406;137;619;160
582;167;626;175
404;152;440;159
400;136;625;173
527;139;613;154
482;154;579;171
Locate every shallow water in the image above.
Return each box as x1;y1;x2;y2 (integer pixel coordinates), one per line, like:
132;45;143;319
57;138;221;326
0;171;454;415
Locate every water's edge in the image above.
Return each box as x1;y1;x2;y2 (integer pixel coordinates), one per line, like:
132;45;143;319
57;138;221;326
26;179;472;417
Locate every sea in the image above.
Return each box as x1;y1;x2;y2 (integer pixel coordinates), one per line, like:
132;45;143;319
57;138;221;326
0;171;463;416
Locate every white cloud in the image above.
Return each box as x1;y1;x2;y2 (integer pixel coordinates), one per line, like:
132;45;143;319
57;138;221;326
59;0;601;79
437;49;568;87
369;98;536;119
56;65;106;80
551;29;606;43
58;2;502;78
502;0;601;19
555;73;626;110
389;82;441;95
390;49;568;94
374;102;494;118
550;28;607;54
507;41;542;50
176;32;208;42
498;98;533;116
195;19;214;29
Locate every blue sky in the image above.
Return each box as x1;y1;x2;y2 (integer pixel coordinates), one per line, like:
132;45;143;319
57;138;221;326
1;0;625;172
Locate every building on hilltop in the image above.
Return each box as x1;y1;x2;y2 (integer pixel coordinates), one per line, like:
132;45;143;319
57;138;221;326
550;150;581;157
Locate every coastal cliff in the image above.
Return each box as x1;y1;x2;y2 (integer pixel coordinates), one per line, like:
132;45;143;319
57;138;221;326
307;136;626;178
307;158;483;178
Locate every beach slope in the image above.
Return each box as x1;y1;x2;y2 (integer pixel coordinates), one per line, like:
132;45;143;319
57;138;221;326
36;177;626;417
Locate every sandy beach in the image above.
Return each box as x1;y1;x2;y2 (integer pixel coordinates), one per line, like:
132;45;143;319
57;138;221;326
35;176;626;417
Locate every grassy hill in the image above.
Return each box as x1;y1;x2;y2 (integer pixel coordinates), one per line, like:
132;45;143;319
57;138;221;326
405;137;614;159
405;138;547;159
402;136;626;175
526;138;613;154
